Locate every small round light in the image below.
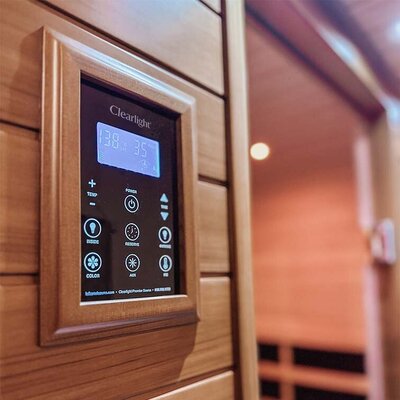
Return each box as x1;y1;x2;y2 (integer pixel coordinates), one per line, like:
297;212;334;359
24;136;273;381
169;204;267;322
250;142;270;160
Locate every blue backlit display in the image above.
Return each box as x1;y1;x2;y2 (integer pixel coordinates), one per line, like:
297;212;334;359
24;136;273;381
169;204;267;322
97;122;160;178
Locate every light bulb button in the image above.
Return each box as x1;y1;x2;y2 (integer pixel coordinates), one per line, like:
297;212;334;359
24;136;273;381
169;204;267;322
158;226;172;244
83;218;102;238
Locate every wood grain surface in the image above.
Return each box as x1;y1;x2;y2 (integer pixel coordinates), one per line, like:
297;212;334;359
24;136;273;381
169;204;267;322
44;0;224;94
0;277;232;399
147;371;234;400
199;182;230;273
224;0;259;398
370;115;400;400
246;0;384;119
0;0;226;182
0;123;39;274
0;0;257;398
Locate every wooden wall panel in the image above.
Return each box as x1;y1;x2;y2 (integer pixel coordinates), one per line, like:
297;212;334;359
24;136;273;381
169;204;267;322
0;277;233;399
252;139;368;352
0;0;226;182
0;124;39;274
247;20;368;352
0;123;229;275
44;0;224;94
199;182;230;273
0;0;257;399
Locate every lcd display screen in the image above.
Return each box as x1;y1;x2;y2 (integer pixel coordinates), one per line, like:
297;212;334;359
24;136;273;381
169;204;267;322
97;122;160;178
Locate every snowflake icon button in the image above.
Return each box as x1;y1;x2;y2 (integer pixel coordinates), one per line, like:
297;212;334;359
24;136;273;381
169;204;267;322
83;252;102;273
125;254;140;273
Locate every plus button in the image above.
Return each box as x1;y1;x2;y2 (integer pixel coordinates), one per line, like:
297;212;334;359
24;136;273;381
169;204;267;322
88;179;96;188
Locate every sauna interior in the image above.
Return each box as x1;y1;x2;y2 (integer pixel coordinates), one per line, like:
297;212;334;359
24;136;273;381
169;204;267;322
0;1;399;400
247;1;400;399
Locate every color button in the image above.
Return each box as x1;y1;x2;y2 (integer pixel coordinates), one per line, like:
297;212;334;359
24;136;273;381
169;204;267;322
83;252;102;273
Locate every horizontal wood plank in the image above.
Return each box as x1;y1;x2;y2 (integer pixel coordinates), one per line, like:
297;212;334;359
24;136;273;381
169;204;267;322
0;125;229;275
259;361;369;395
199;181;230;273
0;124;39;274
0;0;226;181
45;0;224;94
144;371;234;400
0;277;233;399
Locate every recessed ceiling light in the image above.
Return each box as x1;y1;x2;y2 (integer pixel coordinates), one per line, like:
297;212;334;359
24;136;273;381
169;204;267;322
250;142;270;160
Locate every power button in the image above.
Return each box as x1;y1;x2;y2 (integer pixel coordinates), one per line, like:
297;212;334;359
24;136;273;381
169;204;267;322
124;195;139;213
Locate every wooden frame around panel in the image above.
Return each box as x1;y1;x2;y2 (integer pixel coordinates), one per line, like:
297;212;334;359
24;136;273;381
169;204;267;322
40;28;199;346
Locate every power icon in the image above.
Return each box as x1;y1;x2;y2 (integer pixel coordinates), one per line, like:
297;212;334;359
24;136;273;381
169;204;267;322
124;195;139;213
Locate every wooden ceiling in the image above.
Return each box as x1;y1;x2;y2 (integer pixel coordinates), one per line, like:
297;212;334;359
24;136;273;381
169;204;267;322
342;0;400;93
311;0;400;100
246;0;400;120
246;17;363;156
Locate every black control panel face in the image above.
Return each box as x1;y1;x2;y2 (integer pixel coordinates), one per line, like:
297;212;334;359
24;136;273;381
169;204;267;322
80;76;180;303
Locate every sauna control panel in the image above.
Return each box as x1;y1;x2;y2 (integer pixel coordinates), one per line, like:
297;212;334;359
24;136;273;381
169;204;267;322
80;76;180;303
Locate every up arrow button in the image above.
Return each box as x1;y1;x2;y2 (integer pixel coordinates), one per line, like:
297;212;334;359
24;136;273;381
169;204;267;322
160;193;169;203
161;211;169;221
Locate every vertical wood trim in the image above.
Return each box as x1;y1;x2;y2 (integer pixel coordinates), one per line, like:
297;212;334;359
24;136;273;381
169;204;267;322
223;0;259;398
370;113;400;399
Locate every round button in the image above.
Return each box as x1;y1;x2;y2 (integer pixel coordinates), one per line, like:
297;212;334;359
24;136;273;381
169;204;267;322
124;195;139;213
125;254;140;272
159;255;172;272
158;227;172;244
83;252;102;273
125;223;140;241
83;218;102;238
